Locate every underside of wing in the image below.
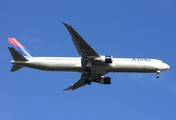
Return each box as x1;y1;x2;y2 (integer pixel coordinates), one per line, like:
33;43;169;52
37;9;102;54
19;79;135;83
63;78;86;91
62;22;111;91
62;22;110;67
63;72;107;91
63;22;100;57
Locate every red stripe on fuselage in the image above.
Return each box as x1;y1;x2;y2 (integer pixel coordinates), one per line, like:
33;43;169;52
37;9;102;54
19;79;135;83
8;38;24;48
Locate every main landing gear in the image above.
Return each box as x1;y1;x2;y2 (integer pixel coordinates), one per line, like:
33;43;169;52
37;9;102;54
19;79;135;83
84;62;92;85
156;70;160;78
84;78;92;85
84;66;92;72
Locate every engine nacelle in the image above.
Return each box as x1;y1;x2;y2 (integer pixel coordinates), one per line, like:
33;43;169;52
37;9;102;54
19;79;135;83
99;76;111;84
94;55;113;63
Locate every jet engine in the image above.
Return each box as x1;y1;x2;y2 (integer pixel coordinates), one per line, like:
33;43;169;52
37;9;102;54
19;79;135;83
95;76;111;84
94;55;113;63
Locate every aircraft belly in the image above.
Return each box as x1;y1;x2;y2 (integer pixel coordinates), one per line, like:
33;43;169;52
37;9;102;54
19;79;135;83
14;60;158;73
91;66;110;73
112;62;157;73
22;61;82;72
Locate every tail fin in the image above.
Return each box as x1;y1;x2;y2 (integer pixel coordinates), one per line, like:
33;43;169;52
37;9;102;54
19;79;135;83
8;38;34;58
8;47;27;61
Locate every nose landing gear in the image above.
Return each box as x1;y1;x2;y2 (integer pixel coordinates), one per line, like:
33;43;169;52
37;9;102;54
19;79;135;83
156;71;160;78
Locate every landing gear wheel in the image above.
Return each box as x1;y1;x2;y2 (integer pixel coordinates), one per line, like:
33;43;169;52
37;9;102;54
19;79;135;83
156;71;160;78
88;82;91;85
84;79;91;85
84;67;92;72
156;74;160;78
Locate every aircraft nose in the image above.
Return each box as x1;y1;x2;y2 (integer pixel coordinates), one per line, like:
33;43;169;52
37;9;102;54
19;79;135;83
163;63;170;70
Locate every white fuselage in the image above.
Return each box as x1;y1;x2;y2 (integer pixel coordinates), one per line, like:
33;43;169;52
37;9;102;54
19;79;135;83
11;57;170;73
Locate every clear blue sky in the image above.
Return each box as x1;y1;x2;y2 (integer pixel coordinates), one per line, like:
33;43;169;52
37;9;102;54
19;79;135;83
0;0;176;120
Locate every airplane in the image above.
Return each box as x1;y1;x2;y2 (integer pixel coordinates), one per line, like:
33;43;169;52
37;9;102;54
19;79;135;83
8;22;170;91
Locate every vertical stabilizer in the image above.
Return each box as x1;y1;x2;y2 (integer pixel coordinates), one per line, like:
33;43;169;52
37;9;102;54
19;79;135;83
8;38;34;58
8;47;27;61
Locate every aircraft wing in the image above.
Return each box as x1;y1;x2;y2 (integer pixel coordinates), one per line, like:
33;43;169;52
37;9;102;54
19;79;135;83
62;22;108;91
62;22;100;58
63;72;106;91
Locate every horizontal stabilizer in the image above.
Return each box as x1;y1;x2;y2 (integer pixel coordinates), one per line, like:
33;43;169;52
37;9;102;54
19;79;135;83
8;47;27;61
10;65;23;72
